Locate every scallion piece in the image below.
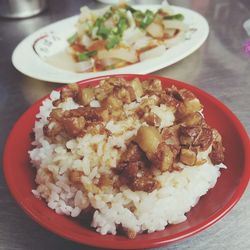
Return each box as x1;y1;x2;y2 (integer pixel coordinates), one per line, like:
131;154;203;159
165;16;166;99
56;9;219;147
95;17;104;28
163;14;184;21
118;17;128;33
140;10;154;29
78;50;97;61
97;25;111;39
106;34;120;50
126;5;137;13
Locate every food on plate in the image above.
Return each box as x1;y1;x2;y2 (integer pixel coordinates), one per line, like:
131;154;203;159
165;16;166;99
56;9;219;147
67;1;187;72
29;76;226;238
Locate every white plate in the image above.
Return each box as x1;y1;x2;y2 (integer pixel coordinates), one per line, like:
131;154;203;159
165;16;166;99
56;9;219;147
12;5;209;84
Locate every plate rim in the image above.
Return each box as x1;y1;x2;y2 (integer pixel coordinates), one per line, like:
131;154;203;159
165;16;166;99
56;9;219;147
3;74;250;249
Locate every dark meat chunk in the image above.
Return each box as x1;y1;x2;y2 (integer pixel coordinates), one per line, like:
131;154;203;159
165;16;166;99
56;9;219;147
193;127;213;150
159;93;179;109
143;112;161;127
121;143;145;162
179;125;213;151
180;126;201;138
43;121;62;139
166;86;202;119
115;161;159;193
114;162;128;175
130;176;160;192
167;86;195;102
209;141;225;165
166;85;183;101
124;161;141;178
49;108;64;121
136;104;152;120
117;161;147;179
161;125;180;146
95;77;130;104
115;141;160;193
136;108;145;119
142;78;162;94
64;107;103;122
62;116;86;138
44;106;108;140
179;126;201;145
81;107;104;122
52;99;62;107
63;107;85;118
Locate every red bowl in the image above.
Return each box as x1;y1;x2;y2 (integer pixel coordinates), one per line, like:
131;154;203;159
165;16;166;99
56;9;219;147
3;74;250;249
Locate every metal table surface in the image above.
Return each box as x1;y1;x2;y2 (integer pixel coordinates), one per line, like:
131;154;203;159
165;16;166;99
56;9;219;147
0;0;249;249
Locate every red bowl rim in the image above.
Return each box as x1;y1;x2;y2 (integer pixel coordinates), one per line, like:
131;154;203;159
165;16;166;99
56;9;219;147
3;74;250;249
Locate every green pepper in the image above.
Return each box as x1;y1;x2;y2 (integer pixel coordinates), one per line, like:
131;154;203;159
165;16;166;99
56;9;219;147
97;25;111;39
106;34;120;50
125;5;137;13
94;16;113;39
78;50;97;61
67;33;77;45
118;17;128;33
164;13;184;21
140;10;154;29
90;5;131;50
105;16;128;50
95;17;104;28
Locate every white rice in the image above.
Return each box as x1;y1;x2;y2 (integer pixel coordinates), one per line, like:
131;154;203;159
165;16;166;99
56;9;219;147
29;90;226;236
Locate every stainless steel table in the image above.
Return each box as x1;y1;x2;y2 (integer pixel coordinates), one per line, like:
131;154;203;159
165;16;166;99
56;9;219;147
0;0;249;249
